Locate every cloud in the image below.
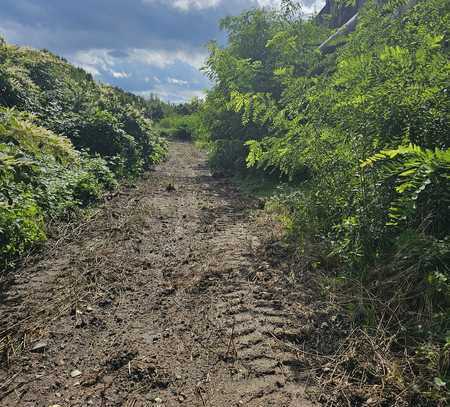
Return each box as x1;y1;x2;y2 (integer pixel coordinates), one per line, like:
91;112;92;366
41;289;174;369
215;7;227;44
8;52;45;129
111;71;131;79
143;0;221;11
168;77;189;86
71;47;207;73
143;0;323;12
137;86;206;104
0;0;325;102
128;48;207;70
79;65;100;77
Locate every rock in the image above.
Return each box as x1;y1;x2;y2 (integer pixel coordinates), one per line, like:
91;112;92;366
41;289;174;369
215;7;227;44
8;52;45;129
154;397;163;403
86;306;94;312
162;287;175;295
275;380;284;388
70;369;82;378
102;375;114;385
31;340;48;353
99;298;112;307
48;405;62;407
75;317;86;328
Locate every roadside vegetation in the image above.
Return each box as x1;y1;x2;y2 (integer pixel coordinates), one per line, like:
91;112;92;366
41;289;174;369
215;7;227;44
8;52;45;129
186;0;449;404
0;39;168;270
1;0;448;404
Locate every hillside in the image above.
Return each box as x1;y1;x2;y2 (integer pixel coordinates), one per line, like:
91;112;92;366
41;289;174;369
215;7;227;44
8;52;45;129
0;39;168;269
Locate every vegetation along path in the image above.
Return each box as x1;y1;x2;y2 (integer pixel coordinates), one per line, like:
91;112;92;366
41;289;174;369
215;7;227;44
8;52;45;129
0;142;317;406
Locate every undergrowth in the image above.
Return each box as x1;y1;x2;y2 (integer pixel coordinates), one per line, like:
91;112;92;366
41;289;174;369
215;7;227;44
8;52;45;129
193;0;450;404
0;40;168;270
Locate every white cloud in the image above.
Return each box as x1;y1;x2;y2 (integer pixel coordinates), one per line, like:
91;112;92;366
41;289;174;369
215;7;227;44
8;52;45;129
145;75;162;83
142;0;221;11
142;0;324;13
71;47;207;74
111;70;130;78
167;77;189;85
71;49;115;72
129;48;207;69
137;85;206;103
78;64;100;76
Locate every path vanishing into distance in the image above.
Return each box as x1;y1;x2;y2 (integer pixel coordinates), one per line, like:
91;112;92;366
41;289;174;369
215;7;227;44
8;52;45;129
0;142;318;406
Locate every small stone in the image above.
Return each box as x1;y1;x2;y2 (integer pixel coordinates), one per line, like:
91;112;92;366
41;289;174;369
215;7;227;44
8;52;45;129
86;306;94;312
99;298;112;307
275;380;284;388
154;397;163;403
102;375;114;385
31;340;48;353
175;374;182;380
75;318;86;328
70;369;82;378
48;405;62;407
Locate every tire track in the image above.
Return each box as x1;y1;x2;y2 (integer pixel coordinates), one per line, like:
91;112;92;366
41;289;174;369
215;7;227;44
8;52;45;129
0;142;315;407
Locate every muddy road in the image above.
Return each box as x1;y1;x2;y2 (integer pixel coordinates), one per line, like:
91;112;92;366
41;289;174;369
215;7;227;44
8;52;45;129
0;142;316;406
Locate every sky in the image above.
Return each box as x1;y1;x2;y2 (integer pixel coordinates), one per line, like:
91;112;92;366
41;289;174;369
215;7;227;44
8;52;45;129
0;0;325;103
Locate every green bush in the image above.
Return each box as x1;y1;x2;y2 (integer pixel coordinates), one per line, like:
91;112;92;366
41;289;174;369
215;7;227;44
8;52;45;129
196;0;450;401
0;38;169;269
0;108;118;269
0;40;167;178
0;195;45;267
158;114;200;141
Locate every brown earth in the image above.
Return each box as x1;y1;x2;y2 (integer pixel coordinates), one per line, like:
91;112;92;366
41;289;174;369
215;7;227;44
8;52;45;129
0;142;320;407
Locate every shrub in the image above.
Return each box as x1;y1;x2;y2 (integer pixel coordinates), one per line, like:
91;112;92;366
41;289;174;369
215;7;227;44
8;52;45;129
0;108;118;269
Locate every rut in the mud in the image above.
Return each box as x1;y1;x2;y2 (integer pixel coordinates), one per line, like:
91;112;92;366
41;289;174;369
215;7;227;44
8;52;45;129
0;142;315;407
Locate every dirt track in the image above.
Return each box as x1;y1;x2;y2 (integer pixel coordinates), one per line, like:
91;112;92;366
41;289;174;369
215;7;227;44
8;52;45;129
0;142;316;406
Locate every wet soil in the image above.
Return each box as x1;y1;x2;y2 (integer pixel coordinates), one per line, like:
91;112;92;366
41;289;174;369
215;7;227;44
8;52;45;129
0;142;317;406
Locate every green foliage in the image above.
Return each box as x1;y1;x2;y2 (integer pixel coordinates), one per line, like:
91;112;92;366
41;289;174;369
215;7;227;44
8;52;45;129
0;39;168;269
0;107;121;269
0;195;45;265
158;114;201;141
363;144;450;235
196;0;450;400
0;41;167;176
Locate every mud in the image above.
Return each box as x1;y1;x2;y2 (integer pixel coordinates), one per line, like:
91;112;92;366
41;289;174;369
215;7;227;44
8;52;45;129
0;142;316;406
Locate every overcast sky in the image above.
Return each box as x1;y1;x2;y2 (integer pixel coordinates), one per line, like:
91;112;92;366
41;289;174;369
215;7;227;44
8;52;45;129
0;0;325;103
